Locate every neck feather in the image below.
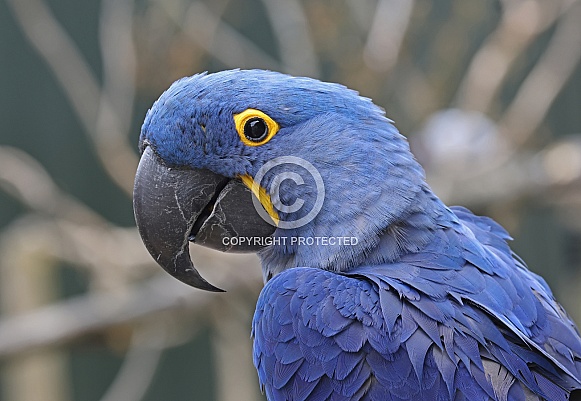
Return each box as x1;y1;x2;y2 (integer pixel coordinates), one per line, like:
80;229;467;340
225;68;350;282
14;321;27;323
258;183;453;281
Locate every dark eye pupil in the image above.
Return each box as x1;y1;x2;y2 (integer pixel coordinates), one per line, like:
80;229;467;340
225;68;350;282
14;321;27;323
244;117;268;141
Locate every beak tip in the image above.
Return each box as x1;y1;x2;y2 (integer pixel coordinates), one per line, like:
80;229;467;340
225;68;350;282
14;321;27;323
165;266;226;292
182;272;226;292
166;252;226;292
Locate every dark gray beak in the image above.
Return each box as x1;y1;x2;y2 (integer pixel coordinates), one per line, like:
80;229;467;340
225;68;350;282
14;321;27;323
133;147;275;291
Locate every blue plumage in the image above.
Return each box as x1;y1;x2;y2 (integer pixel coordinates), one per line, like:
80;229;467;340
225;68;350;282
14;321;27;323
253;207;581;400
138;69;581;400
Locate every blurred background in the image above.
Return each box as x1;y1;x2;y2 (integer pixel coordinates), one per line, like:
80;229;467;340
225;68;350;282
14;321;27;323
0;0;580;400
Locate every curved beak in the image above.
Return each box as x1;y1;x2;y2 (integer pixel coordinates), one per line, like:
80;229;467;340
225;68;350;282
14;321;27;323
133;147;275;291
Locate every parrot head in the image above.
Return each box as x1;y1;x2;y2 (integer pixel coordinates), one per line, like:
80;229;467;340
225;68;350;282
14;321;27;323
134;69;433;291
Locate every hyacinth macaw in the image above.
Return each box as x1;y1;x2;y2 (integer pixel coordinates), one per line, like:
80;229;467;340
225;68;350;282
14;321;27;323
133;69;581;400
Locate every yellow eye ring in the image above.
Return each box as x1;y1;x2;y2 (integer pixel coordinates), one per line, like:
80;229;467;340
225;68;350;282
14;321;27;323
234;109;279;146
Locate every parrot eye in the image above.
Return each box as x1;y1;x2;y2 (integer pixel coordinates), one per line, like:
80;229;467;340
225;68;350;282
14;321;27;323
234;109;279;147
244;117;268;142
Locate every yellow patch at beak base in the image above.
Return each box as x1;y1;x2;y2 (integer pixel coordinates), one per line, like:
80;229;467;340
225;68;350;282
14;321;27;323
240;174;280;225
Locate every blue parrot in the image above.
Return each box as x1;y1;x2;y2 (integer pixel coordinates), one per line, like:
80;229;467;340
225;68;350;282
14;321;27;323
133;69;581;400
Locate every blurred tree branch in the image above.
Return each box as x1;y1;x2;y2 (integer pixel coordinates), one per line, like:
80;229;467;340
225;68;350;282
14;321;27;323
498;0;581;146
363;0;415;73
98;322;167;401
260;0;320;76
0;236;261;359
156;0;282;71
6;0;139;196
455;0;572;113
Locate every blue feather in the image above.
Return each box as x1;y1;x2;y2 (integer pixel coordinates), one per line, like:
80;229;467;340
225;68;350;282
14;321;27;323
405;328;432;380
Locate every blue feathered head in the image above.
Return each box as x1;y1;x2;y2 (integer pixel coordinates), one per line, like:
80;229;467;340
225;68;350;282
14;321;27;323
135;69;435;290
